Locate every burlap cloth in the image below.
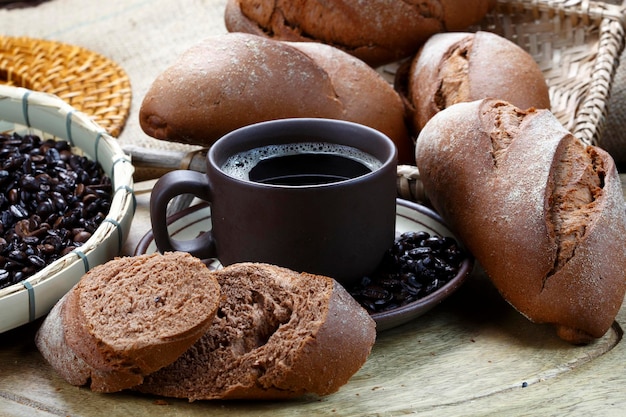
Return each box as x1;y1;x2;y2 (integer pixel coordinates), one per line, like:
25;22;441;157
2;0;626;166
1;0;228;157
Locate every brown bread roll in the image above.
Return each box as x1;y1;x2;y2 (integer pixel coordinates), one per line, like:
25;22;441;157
135;263;376;400
224;0;496;67
139;32;414;164
396;31;551;135
415;99;626;344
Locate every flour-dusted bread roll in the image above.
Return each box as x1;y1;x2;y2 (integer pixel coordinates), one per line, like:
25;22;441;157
396;31;551;135
415;99;626;344
224;0;496;67
135;263;377;400
139;32;414;164
35;252;221;392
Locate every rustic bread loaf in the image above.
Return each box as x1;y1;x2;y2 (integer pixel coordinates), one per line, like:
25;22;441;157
396;31;551;135
139;32;414;164
35;252;221;392
224;0;496;67
414;99;626;344
134;262;377;400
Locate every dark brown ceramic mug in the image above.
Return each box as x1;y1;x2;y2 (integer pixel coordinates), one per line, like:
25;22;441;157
150;118;398;285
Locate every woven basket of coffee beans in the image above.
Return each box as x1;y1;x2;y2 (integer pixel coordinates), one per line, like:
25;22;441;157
0;85;135;333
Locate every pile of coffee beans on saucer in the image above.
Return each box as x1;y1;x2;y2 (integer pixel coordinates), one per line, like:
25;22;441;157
349;231;466;314
0;132;112;290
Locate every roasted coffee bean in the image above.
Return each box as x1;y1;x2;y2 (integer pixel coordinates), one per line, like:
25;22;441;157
28;255;46;268
20;174;39;192
0;269;9;284
9;204;28;219
8;249;27;262
35;201;54;217
73;230;92;243
45;147;61;164
22;236;40;246
349;231;466;314
0;132;112;289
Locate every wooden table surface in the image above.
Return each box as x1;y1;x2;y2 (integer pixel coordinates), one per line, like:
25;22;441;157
0;177;625;417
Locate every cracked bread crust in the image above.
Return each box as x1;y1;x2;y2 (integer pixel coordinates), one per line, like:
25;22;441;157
415;99;626;344
224;0;496;67
398;31;551;135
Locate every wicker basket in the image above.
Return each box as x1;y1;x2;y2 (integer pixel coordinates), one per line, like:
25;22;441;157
0;36;132;138
0;85;135;333
393;0;626;203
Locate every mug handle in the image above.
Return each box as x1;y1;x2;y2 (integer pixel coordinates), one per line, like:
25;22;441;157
149;170;217;259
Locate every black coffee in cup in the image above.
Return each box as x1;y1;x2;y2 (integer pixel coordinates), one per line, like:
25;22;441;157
221;142;382;186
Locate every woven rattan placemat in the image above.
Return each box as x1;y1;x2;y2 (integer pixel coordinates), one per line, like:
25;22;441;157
0;35;131;138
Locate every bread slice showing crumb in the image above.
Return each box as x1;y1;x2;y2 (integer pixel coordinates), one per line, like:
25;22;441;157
36;252;221;392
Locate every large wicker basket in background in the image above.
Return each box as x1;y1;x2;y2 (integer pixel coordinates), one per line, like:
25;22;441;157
483;0;624;147
394;0;626;203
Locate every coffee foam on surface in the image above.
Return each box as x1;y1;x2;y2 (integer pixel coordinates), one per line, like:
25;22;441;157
220;142;383;181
